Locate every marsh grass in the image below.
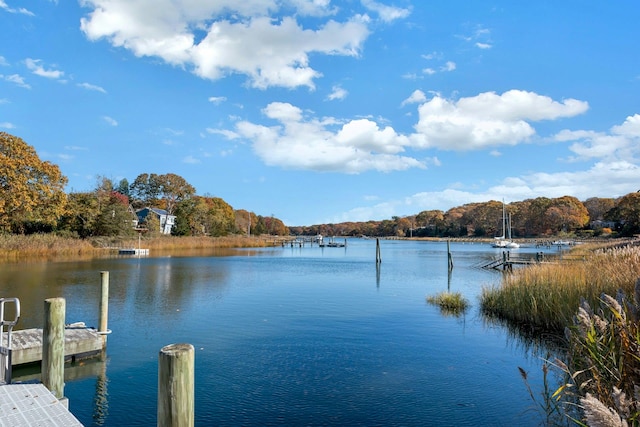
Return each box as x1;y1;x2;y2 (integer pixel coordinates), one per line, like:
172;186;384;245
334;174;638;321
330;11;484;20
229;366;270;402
480;243;640;333
0;233;289;262
0;233;98;259
426;291;469;315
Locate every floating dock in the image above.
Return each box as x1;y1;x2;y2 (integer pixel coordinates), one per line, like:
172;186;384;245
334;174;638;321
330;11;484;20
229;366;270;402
3;323;103;367
118;248;149;255
0;383;83;426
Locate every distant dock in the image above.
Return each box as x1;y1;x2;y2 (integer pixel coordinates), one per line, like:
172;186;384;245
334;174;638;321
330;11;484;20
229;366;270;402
118;248;149;255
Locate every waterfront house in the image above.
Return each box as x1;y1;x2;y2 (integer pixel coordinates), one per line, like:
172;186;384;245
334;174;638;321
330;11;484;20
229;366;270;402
136;207;176;234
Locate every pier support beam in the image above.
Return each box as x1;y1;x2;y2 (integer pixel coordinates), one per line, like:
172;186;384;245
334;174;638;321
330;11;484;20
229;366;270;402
158;343;194;427
42;297;65;400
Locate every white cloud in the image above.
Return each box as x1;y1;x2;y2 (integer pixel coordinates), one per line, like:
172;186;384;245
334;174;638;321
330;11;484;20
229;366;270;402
327;85;347;101
77;82;107;93
206;128;240;140
361;0;411;22
2;74;30;88
441;61;456;72
208;96;227;104
235;101;424;173
476;42;492;49
413;90;589;150
555;114;640;162
0;56;8;66
0;122;15;129
401;90;426;106
103;116;118;126
422;68;436;75
25;58;64;79
0;1;34;16
80;1;371;89
228;90;590;174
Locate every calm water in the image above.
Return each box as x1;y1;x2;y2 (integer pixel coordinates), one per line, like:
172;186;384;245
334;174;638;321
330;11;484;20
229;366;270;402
1;240;562;426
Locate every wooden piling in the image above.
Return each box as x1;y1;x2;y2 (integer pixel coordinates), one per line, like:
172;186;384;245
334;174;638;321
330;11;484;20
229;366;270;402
158;343;194;427
447;239;453;270
99;271;109;347
376;238;381;264
42;298;65;400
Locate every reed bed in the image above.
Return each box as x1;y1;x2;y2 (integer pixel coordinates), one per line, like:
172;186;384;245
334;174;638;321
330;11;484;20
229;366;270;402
480;243;640;334
0;233;99;259
0;233;291;262
426;291;469;316
110;235;287;250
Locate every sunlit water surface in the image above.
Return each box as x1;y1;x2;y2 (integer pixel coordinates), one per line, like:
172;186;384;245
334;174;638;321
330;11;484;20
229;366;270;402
0;239;563;426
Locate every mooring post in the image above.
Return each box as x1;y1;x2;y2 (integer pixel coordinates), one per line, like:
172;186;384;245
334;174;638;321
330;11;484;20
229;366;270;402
376;238;381;264
447;239;454;270
158;343;195;427
42;297;65;400
99;271;109;347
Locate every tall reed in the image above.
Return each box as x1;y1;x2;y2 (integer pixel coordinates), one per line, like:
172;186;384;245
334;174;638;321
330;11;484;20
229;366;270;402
480;244;640;333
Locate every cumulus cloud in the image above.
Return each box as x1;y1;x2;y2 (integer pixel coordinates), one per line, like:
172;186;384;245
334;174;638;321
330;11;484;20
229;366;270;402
555;114;640;162
225;90;590;174
401;90;426;106
413;90;589;150
0;122;15;129
25;58;64;79
234;101;424;173
361;0;411;22
80;0;371;89
327;85;347;101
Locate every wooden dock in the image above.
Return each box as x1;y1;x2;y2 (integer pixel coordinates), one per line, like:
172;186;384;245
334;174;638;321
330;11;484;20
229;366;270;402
3;323;103;366
480;252;549;270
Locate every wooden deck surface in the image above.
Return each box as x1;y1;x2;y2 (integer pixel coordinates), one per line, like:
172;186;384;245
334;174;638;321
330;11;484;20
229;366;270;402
4;325;103;366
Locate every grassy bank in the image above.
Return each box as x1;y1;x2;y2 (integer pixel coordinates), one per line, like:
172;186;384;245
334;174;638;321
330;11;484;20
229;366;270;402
480;242;640;333
0;233;290;261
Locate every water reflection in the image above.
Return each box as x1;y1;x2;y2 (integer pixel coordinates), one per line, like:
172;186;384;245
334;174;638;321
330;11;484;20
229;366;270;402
0;240;567;426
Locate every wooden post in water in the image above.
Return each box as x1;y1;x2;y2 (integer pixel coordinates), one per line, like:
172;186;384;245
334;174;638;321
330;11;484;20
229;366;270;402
42;297;65;400
99;271;109;348
158;343;194;427
447;239;453;271
375;238;381;264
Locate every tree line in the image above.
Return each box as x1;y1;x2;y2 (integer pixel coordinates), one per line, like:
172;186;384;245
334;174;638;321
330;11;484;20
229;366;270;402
0;132;287;237
2;131;640;240
291;194;640;239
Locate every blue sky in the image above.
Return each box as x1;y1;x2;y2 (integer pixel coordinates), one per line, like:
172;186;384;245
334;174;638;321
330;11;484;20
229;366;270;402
1;1;639;226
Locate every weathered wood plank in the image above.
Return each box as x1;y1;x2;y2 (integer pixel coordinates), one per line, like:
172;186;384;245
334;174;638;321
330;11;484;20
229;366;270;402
3;326;103;366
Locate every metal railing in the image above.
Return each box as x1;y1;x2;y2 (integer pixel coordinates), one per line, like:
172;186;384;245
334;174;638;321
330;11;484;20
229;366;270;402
0;298;20;384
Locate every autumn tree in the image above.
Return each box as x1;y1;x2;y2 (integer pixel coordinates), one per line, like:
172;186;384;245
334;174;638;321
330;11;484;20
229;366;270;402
93;191;136;237
583;197;616;222
613;192;640;236
130;173;195;214
0;132;68;233
59;192;100;237
544;196;590;234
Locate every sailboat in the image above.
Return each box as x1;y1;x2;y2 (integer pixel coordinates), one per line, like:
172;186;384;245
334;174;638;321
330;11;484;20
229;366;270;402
492;202;519;249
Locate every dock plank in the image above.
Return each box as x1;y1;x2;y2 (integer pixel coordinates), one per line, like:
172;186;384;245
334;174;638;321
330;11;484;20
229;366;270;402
4;326;103;366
